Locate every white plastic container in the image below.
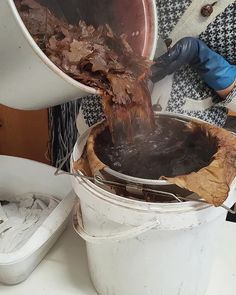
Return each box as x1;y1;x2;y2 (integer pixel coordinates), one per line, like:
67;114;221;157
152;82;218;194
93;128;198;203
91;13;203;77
0;156;76;285
71;146;236;295
0;0;157;110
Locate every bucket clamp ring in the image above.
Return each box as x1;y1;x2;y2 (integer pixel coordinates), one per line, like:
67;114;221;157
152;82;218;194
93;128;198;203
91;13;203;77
54;150;236;215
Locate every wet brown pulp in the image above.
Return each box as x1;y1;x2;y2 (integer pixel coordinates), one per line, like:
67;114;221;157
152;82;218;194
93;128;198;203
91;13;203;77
95;117;218;179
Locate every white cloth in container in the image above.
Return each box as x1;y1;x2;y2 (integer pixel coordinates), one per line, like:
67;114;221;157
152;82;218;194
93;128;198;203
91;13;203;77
0;194;58;253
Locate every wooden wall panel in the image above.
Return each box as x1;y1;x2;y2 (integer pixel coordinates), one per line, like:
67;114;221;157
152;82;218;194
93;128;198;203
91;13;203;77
0;105;49;164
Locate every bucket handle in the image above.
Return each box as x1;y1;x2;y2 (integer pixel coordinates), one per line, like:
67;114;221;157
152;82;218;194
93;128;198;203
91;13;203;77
73;202;160;244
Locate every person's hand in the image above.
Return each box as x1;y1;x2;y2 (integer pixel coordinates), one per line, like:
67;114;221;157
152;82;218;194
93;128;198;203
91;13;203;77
151;37;236;96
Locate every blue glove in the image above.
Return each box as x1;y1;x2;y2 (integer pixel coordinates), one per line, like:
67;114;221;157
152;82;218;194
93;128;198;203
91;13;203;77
152;37;236;91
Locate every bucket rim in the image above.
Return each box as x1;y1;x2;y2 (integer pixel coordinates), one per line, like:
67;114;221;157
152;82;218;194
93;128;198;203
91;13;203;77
71;150;214;213
73;173;236;214
73;173;213;213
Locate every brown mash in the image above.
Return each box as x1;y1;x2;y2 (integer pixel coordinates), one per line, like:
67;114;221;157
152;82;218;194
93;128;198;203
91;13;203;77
15;0;155;142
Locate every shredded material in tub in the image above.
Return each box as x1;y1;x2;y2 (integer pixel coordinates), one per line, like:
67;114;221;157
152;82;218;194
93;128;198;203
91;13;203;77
0;194;58;253
15;0;155;144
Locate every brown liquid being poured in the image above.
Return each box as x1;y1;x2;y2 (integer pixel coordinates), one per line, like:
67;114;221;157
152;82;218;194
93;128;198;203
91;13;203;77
15;0;155;143
95;117;218;179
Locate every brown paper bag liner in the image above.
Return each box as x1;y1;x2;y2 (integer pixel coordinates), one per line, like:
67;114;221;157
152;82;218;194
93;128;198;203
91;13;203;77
74;120;236;207
73;153;93;177
162;121;236;206
73;122;107;176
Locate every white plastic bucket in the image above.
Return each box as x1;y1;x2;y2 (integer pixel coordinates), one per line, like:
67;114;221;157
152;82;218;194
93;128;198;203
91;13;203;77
71;145;236;295
0;0;157;110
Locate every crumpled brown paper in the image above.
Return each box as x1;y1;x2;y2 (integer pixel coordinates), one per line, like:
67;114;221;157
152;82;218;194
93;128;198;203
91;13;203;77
161;121;236;206
86;123;107;175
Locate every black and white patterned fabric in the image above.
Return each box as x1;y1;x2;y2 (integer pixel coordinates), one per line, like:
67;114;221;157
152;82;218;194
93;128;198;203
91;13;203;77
199;3;236;64
48;0;236;168
81;95;105;127
165;65;228;126
156;0;192;40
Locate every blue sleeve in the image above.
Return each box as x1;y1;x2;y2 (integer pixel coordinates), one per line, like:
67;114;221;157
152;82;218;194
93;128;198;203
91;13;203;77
196;39;236;91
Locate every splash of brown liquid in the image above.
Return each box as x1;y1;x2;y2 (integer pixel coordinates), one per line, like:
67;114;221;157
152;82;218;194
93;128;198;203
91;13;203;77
15;0;155;143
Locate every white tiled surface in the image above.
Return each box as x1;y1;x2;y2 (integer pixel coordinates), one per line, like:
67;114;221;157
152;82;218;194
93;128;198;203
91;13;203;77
0;222;235;295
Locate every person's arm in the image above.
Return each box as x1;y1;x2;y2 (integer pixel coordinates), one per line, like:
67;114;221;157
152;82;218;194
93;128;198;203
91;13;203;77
151;37;236;98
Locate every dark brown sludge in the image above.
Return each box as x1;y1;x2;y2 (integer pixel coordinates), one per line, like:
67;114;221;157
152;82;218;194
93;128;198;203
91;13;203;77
95;117;218;179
